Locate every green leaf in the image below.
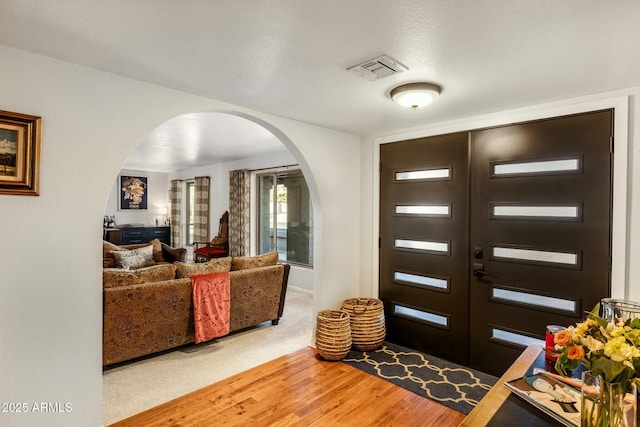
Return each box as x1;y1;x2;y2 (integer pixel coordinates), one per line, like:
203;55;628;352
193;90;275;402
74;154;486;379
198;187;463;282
625;329;640;346
554;351;579;376
587;303;608;327
590;357;628;383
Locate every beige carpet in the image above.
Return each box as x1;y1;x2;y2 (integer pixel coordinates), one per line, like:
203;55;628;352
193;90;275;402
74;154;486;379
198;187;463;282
102;287;313;425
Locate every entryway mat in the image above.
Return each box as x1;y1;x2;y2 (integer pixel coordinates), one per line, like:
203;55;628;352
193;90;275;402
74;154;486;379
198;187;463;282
342;342;498;415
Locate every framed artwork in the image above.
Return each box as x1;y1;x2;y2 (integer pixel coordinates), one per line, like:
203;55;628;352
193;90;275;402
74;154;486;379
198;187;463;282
0;110;42;196
119;175;148;210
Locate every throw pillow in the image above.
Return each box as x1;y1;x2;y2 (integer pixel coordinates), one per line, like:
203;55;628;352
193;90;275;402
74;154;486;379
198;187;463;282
103;240;122;268
124;240;163;262
130;263;177;284
103;263;177;288
162;243;187;263
175;257;232;279
102;268;136;288
112;244;155;269
149;238;164;263
231;251;279;271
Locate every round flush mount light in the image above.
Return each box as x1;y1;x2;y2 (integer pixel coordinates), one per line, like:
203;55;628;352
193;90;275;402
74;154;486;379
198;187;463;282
390;82;442;109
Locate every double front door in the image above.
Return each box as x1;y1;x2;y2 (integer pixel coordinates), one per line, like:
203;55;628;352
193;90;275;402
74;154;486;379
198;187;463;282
379;110;613;375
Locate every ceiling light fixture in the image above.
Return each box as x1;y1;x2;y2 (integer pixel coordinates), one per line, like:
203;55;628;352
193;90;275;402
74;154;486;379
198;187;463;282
390;82;442;109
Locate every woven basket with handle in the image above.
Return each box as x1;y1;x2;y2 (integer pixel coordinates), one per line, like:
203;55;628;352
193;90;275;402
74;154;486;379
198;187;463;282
340;298;385;351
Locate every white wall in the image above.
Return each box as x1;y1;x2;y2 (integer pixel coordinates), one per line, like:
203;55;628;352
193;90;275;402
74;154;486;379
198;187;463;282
0;46;360;427
104;169;170;227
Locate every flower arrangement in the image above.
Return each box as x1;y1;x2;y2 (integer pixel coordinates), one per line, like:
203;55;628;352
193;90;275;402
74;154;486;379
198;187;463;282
553;304;640;386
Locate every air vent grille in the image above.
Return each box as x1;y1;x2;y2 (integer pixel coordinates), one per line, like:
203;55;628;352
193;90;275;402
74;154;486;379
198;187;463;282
348;55;407;81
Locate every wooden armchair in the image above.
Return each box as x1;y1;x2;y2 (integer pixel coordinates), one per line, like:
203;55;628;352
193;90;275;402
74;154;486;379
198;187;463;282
193;211;229;262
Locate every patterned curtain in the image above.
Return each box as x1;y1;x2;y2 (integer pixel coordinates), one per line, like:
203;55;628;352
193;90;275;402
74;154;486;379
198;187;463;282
169;180;183;247
228;169;251;256
193;176;210;243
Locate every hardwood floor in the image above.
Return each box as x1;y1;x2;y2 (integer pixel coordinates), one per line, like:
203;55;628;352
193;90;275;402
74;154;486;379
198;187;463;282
110;347;466;426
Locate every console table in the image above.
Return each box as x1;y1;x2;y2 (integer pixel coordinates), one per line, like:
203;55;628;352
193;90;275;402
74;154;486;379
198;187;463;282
461;345;573;426
105;226;171;245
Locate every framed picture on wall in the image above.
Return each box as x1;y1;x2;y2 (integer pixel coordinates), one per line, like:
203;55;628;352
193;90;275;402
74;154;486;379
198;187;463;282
119;175;148;210
0;110;42;196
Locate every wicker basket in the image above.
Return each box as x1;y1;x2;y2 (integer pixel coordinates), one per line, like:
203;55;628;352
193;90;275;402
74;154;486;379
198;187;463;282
340;298;386;351
315;309;352;361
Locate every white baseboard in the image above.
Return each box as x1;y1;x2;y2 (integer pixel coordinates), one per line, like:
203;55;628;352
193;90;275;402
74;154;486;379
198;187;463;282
287;285;313;295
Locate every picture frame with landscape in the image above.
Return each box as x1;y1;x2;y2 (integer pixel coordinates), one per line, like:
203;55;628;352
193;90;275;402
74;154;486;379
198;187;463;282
0;110;42;196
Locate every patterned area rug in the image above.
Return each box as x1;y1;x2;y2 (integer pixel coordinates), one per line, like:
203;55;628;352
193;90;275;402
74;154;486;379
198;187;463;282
342;342;498;414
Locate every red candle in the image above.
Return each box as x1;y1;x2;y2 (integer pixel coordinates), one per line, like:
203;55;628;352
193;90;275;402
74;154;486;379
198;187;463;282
545;325;564;362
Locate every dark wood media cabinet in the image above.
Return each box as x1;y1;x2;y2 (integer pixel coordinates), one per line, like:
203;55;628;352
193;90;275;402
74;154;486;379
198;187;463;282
104;225;170;245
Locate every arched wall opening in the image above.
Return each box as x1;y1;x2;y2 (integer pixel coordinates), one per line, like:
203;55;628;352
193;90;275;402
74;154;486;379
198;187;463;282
102;110;321;421
103;107;323;314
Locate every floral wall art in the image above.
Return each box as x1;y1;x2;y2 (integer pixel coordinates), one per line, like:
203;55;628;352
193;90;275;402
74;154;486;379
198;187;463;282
119;175;147;210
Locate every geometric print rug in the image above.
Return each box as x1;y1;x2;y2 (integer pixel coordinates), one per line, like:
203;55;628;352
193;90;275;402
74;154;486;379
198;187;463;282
342;342;498;414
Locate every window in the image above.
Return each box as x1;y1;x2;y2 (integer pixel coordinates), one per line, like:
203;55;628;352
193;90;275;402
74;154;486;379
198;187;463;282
185;180;195;245
257;170;313;266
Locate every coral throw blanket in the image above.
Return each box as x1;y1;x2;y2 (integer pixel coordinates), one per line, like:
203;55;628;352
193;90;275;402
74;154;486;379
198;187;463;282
191;272;230;344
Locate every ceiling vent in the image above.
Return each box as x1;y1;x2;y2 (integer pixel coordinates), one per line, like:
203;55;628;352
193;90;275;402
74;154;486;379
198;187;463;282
348;55;408;81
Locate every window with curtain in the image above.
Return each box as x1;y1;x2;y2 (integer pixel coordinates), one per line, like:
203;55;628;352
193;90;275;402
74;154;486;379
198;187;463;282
193;176;210;244
169;179;183;247
185;180;195;245
257;169;313;266
229;169;250;257
170;177;210;248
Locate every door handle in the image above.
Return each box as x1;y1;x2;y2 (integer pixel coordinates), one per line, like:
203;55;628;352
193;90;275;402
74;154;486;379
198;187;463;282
473;263;489;278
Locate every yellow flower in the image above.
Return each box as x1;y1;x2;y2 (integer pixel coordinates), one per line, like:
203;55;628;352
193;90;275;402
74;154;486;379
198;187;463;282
575;319;598;337
625;329;640;346
604;336;638;362
581;335;605;352
607;323;623;337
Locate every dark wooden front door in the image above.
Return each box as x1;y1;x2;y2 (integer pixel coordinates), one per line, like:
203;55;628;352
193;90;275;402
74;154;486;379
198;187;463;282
468;110;613;375
379;110;613;375
379;132;470;365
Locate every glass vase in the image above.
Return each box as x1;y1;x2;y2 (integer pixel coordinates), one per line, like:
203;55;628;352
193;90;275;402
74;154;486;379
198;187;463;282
581;371;637;427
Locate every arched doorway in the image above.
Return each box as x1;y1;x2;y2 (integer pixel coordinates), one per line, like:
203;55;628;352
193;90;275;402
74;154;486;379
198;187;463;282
102;110;319;424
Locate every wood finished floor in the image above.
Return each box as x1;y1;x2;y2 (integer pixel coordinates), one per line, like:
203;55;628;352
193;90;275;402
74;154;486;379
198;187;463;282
109;347;466;427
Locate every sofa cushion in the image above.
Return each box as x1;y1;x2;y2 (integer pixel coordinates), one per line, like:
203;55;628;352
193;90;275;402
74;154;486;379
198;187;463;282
149;238;164;262
231;251;279;271
175;257;232;278
133;263;177;284
122;240;164;262
103;263;177;288
103;240;121;268
112;244;155;269
103;269;136;288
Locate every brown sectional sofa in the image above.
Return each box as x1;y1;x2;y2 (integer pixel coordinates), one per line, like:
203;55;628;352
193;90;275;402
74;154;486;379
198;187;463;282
102;242;290;366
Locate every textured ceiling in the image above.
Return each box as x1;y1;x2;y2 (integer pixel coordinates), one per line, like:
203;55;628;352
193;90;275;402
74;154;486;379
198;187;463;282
2;1;640;171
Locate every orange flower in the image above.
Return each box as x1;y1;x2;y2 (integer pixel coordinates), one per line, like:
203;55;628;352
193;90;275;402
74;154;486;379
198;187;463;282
554;330;573;347
567;345;585;360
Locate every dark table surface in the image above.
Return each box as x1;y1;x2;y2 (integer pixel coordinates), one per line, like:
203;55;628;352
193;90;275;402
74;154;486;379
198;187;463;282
486;351;584;427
